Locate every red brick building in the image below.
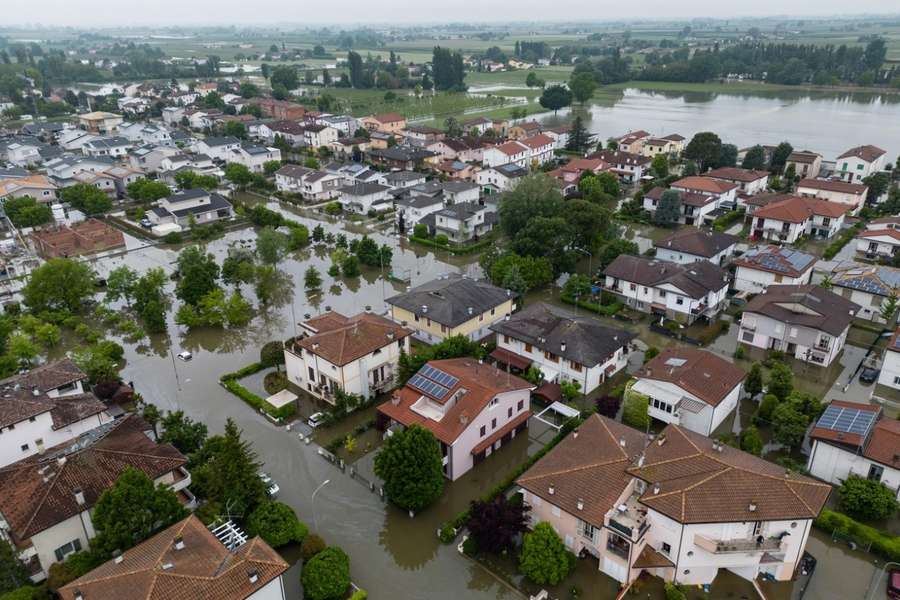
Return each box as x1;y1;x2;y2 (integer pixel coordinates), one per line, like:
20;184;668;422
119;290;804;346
30;219;125;258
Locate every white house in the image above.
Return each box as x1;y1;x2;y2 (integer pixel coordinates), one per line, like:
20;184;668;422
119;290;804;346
653;228;738;266
228;143;281;173
830;264;900;323
147;189;234;230
44;155;116;181
856;217;900;260
384;171;428;190
284;311;413;403
118;122;173;146
274;165;342;201
632;348;744;437
519;134;555;166
482;141;530;168
590;149;652;183
739;284;859;367
378;359;533;481
476;163;528;194
128;144;182;173
603;255;730;324
642;186;719;227
672;176;738;207
339;182;392;214
518;414;829;588
194;136;242;162
703;167;770;195
732;245;816;294
428;202;496;243
5;142;42;167
807;401;900;497
81;136;133;158
834;145;887;183
878;328;900;393
395;194;445;233
797;179;868;215
749;196;850;244
162;106;186;126
489;302;635;395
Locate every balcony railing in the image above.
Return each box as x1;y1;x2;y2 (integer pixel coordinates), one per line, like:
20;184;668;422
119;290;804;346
609;518;650;540
694;534;783;554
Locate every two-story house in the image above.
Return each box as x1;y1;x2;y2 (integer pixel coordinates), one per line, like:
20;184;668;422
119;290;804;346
796;179;868;215
428;202;496;243
878;328;900;394
653;228;738;266
384;171;428;190
360;112;407;134
639;135;684;158
615;130;651;154
489;302;635;395
738;284;859;366
482;141;531;169
856;217;900;260
632;348;744;437
518;414;829;588
642;186;719;226
519;134;555;166
339;182;393;214
830;264;900;323
284;310;412;404
786;151;823;179
749;196;850;243
386;274;515;343
476;163;529;194
147;189;234;230
193;136;242;162
834;145;887;183
395;194;446;233
589;149;651;183
732;245;816;294
703;167;769;196
377;359;533;481
672;176;738;208
228;143;281;173
0;415;191;581
603;255;730;324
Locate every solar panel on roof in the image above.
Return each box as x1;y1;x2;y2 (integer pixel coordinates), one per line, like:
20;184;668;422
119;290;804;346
408;371;451;400
815;404;878;437
419;364;459;389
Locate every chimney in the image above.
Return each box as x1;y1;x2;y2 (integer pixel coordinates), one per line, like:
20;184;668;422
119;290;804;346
619;436;626;448
421;305;428;314
576;498;584;511
391;393;401;406
467;306;473;316
573;431;579;439
248;568;259;584
174;536;185;551
653;483;660;495
657;434;667;447
561;341;567;353
324;305;331;312
749;501;757;513
548;484;555;495
74;488;85;506
365;305;372;313
113;550;123;564
459;412;469;425
57;456;67;467
74;591;84;600
161;563;174;570
506;289;511;297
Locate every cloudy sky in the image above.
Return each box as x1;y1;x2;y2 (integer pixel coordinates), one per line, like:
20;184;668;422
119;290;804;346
1;0;898;26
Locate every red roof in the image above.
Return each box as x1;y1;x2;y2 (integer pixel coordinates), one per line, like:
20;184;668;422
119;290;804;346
520;134;553;150
375;112;405;123
752;196;851;223
672;176;737;194
798;179;867;195
497;141;528;156
836;145;886;163
704;167;770;183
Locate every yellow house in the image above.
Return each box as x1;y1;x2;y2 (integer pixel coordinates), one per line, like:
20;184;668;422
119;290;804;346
386;274;516;344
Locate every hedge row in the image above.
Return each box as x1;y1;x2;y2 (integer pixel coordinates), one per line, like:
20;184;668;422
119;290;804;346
823;223;863;260
711;209;744;232
814;509;900;562
439;411;588;543
560;293;624;316
408;235;496;256
220;363;295;421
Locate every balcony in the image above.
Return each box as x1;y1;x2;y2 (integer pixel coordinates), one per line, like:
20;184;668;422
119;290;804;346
693;534;784;554
607;493;650;541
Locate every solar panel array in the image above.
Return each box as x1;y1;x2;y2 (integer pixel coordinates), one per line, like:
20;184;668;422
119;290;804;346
747;247;814;274
816;404;878;437
420;364;459;388
408;364;460;400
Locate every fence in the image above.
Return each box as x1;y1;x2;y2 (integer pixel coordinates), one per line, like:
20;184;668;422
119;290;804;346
317;447;386;501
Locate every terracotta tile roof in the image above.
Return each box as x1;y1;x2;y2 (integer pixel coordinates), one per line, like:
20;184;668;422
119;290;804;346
633;545;675;569
644;185;716;207
654;227;737;258
375;112;405;124
377;358;531;445
672;176;737;195
0;360;104;430
496;141;529;156
519;134;553;150
797;178;867;195
517;121;542;132
297;312;413;367
0;175;57;197
662;133;685;142
752;196;851;223
787;150;820;164
745;192;793;208
704;167;770;183
617;130;651;143
858;228;900;243
742;284;859;337
517;414;646;528
590;149;651;167
864;418;900;468
58;515;288;600
637;348;745;407
0;415;186;542
837;145;886;163
629;425;831;523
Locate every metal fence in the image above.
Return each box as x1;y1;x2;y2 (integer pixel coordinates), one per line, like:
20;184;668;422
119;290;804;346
317;447;385;500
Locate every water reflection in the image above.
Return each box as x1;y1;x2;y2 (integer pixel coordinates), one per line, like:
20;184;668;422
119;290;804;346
378;506;440;570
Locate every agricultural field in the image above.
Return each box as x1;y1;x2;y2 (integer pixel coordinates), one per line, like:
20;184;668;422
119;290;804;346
311;87;508;119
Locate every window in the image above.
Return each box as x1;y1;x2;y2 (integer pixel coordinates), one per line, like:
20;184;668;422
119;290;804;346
491;418;497;430
489;398;499;408
20;444;28;452
54;539;82;562
508;407;513;418
629;283;636;291
479;425;486;437
571;361;582;372
869;464;885;482
491;308;496;316
676;297;684;306
551;505;561;517
894;376;900;386
524;343;532;353
578;519;598;543
517;399;524;411
662;542;671;555
659;290;666;298
29;416;36;422
440;325;447;333
479;314;484;322
742;330;755;342
544;351;559;363
504;335;510;344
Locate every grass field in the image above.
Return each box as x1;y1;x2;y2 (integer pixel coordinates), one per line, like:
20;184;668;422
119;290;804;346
466;66;574;87
314;88;507;119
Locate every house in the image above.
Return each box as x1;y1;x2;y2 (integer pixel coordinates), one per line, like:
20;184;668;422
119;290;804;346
548;158;608;194
508;121;543;140
31;219;125;258
519;134;555;166
590;149;651;183
796;179;868;215
382;171;427;191
732;245;816;294
257;120;305;146
603;255;730;324
830;264;900;323
543;125;571;151
615;129;651;154
672;176;738;208
653;228;738;266
404;124;445;143
329;137;370;159
639;135;684;158
428;201;496;243
0;175;57;203
633;348;744;437
703;167;769;195
489;302;635;394
386;274;515;343
148;189;234;231
517;414;829;588
4;142;42;167
834;145;887;183
58;129;100;152
161;106;185;126
642;186;719;227
252;98;306;120
339;182;393;214
786;151;823;179
284;310;413;404
128;144;182;173
368;146;437;171
76;111;123;134
879;328;900;393
433;160;479;182
118;122;172;147
377;359;532;481
299;123;339;148
81;136;133;158
749;196;851;243
857;217;900;260
807;401;900;498
739;285;859;366
194;136;242;162
58;515;289;600
361;112;407;134
228;143;281;173
318;114;358;136
482;141;530;169
476;163;528;194
0;359;112;468
461;116;493;135
325;162;387;187
0;415;191;581
274;165;342;201
395;194;445;233
157;153;218;185
408;181;480;205
104;164;145;197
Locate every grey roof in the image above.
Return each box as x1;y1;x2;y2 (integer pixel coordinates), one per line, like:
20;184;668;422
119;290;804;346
387;274;514;327
201;136;240;147
370;146;436;162
743;285;860;336
0;167;29;178
604;255;729;299
240;143;271;155
169;193;232;218
735;245;816;278
494;163;529;178
832;266;900;298
396;194;444;209
654;228;738;258
167;189;209;203
384;171;427;184
341;182;391;196
435;201;489;220
490;302;635;367
85;136;132;148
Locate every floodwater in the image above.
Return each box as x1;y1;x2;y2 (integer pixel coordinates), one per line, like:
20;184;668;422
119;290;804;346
533;87;900;159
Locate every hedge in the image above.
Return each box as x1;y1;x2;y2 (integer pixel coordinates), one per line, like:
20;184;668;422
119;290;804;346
408;234;496;255
814;509;900;562
221;363;294;420
440;411;589;542
711;209;744;232
560;293;623;316
823;223;864;260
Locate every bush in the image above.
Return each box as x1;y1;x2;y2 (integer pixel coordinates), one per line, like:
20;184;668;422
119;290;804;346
734;346;746;359
301;547;350;600
246;501;308;548
349;591;368;600
756;393;779;424
323;201;342;216
412;223;428;238
839;476;900;521
622;381;649;430
665;582;688;600
739;425;763;456
644;347;659;361
301;533;327;562
162;231;184;244
434;234;449;245
263;371;288;394
462;535;478;556
815;509;900;563
519;522;575;585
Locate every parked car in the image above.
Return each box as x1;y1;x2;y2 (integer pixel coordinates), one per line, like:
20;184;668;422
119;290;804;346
259;472;279;498
307;412;326;429
140;218;153;229
860;365;880;384
177;351;193;361
887;568;900;599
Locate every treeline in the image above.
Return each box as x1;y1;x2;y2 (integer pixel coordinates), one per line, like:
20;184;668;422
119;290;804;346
343;47;464;91
514;41;549;61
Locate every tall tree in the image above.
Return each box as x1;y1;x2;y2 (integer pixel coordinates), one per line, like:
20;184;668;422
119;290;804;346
742;145;767;170
684;131;723;172
538;84;572;113
565;116;594;153
498;174;564;239
769;141;794;174
374;424;444;512
347;51;364;88
175;246;220;306
191;419;267;517
23;259;95;313
0;539;28;594
466;496;530;554
568;72;598;103
653;189;682;227
160;411;208;455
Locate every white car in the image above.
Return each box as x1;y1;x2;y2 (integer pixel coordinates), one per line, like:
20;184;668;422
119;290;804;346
307;412;327;429
177;351;193;361
259;472;279;497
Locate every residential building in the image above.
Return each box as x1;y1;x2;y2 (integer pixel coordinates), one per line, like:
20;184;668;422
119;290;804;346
642;186;719;226
395;193;445;233
404;124;445;143
385;171;428;190
856;217;900;260
58;515;289;600
0;359;112;468
461;117;493;135
653;228;738;266
739;285;859;366
602;255;730;324
339;182;393;214
229;143;281;173
547;158;606;194
517;414;829;588
732;246;816;294
377;359;532;481
590;149;652;183
361;112;407;134
0;415;191;581
703;167;769;195
749;196;850;243
519;134;555;166
31;219;125;258
639;135;684;158
508;121;543;140
386;274;515;343
325;162;386;187
148;189;234;230
104;164;145;197
428;201;496;243
543;125;570;151
71;170;117;197
672;176;738;207
482;141;530;168
407;181;480;206
128;144;182;173
298;123;339;148
194;136;242;162
76;111;123;134
489;302;635;394
633;348;744;436
0;175;57;203
786;151;823;179
81;136;133;159
4;142;42;167
117;122;172;147
284;310;413;404
830;264;900;323
44;156;116;182
318;114;358;136
476;163;528;194
58;130;100;152
796;179;868;214
878;328;900;393
274;165;342;201
253;98;306;120
368;146;437;171
806;401;900;498
835;145;887;183
615;130;651;154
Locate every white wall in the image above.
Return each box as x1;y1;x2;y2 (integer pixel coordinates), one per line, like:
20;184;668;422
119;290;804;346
878;350;900;390
733;266;812;294
656;245;734;266
807;440;900;496
249;575;286;600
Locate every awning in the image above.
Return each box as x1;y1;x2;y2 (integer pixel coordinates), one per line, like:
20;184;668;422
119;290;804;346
538;363;559;383
265;389;297;409
489;347;532;371
471;410;531;455
533;382;562;404
632;545;675;569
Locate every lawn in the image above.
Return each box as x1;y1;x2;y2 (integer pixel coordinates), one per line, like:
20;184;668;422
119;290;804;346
314;88;506;119
466;66;574;87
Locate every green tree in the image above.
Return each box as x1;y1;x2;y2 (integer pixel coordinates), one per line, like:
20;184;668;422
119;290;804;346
718;143;738;168
740;425;763;456
568;72;597;103
301;547;351;600
270;65;299;90
255;227;288;265
224;163;254;187
525;71;545;88
562;274;592;299
263;160;282;175
260;340;285;371
23;258;95;313
3;195;52;228
767;361;793;401
374;424;445;512
769;141;794;174
745;363;764;398
246;501;308;548
254;265;291;305
126;178;170;202
221;249;257;289
175;246;220;306
499;174;564;239
742;145;767;170
301;534;327;562
0;539;28;594
683;131;722;171
191;419;267;517
174;170;219;191
133;268;169;333
653;189;682;227
538;84;572;113
838;476;899;521
106;265;138;305
622;387;650;430
224;121;247;140
565;116;594;153
304;266;322;291
160;410;208;455
488;253;553;292
771;401;809;449
340;255;360;277
519;522;573;585
880;292;899;323
864;172;892;203
757;393;779;423
60;183;112;215
91;468;188;556
651;154;669;178
597;239;639;270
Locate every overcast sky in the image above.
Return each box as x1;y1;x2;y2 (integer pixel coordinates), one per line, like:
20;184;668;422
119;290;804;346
1;0;898;27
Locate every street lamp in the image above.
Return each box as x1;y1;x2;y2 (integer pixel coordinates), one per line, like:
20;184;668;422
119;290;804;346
311;479;331;532
866;561;900;600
